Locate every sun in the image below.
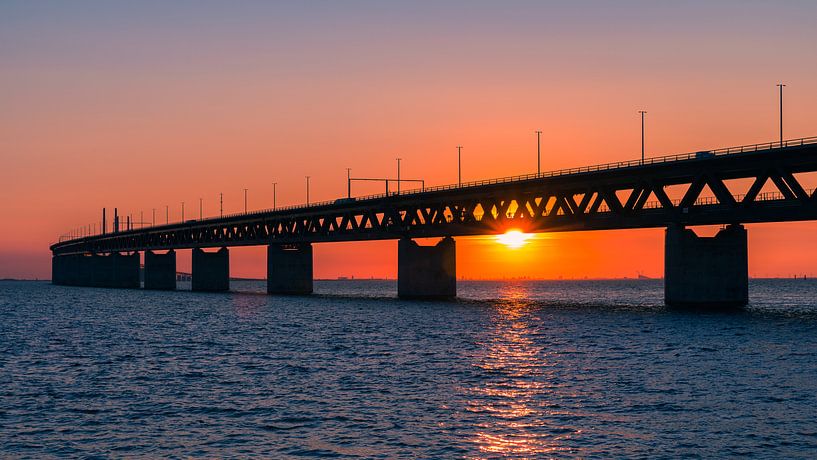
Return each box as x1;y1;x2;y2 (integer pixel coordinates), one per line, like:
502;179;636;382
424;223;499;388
496;230;532;249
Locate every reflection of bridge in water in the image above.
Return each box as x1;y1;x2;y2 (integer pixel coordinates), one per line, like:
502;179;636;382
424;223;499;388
51;137;817;307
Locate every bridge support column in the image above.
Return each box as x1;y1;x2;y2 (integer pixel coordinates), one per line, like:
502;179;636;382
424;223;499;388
145;250;177;290
665;224;748;308
51;255;64;285
267;244;313;294
398;237;456;299
52;253;139;288
94;252;140;288
192;248;229;292
52;254;82;286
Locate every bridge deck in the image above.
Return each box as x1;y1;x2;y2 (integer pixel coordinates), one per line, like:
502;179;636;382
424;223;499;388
51;136;817;255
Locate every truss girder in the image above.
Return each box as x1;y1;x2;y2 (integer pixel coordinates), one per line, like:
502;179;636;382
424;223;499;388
51;144;817;255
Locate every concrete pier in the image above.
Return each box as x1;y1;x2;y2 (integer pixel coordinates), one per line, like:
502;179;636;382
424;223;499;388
192;248;229;292
665;224;748;308
52;252;139;288
144;250;177;290
91;252;140;288
398;237;456;299
52;253;79;286
267;244;313;294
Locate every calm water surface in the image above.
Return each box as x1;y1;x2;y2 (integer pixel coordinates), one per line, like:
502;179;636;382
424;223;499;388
2;279;817;458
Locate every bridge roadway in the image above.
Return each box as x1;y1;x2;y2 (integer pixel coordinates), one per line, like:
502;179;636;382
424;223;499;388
51;136;817;307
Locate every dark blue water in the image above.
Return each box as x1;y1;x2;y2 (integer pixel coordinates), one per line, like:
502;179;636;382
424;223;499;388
2;279;817;458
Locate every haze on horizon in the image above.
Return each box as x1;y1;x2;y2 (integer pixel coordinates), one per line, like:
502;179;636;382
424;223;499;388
2;1;817;280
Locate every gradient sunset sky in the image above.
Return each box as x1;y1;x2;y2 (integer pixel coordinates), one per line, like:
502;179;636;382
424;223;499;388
2;1;817;280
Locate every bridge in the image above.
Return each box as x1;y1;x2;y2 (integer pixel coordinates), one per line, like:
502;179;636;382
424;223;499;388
51;136;817;307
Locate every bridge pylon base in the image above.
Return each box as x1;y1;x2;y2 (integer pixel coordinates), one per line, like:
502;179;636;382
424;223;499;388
192;248;229;292
267;244;313;295
398;237;456;299
145;250;177;290
665;224;748;308
51;252;139;288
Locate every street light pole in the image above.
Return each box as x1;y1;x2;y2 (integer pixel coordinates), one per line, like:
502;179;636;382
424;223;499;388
536;130;542;175
165;205;169;225
346;168;351;198
306;176;310;205
777;83;786;146
243;188;248;213
396;158;402;195
152;208;155;226
199;198;202;220
272;183;277;209
638;110;647;165
457;145;463;186
220;193;223;217
181;202;185;222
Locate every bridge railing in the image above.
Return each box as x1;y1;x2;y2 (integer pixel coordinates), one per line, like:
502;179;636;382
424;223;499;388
56;136;817;243
222;136;817;218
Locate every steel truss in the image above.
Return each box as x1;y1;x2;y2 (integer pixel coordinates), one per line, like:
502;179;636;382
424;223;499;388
51;142;817;255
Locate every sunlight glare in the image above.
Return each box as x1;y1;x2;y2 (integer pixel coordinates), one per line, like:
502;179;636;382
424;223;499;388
496;230;532;249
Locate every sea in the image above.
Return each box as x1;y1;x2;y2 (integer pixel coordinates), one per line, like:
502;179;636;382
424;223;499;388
1;279;816;458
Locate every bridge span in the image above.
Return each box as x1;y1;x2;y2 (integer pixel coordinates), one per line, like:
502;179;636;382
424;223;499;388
51;136;817;307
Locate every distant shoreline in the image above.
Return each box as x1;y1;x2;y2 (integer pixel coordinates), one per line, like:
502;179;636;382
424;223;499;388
2;277;812;282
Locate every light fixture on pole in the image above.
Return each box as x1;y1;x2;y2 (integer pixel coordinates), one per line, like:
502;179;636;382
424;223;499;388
638;110;647;165
199;198;202;220
535;130;542;175
272;182;277;209
346;169;351;198
220;193;223;217
243;188;248;213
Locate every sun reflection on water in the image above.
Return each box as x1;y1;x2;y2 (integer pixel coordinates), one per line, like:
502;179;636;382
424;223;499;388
465;282;578;457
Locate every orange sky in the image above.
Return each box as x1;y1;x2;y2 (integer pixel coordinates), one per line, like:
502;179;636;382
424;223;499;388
2;2;817;280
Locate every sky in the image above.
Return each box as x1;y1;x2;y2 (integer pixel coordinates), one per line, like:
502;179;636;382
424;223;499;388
2;1;817;280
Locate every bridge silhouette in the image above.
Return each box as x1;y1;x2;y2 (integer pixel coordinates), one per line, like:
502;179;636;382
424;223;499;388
51;136;817;307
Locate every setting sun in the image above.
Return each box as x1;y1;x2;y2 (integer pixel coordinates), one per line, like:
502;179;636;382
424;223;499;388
496;230;532;249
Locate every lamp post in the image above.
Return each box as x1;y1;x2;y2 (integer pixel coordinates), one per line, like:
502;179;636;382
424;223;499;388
396;158;402;195
346;169;351;198
219;192;223;217
306;176;310;205
535;130;542;175
199;198;202;220
243;188;248;213
777;83;786;146
272;182;277;209
152;208;155;226
181;202;184;222
638;110;647;165
165;205;169;225
457;145;463;186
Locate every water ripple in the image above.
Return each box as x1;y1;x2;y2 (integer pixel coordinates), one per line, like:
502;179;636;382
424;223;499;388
1;279;816;457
